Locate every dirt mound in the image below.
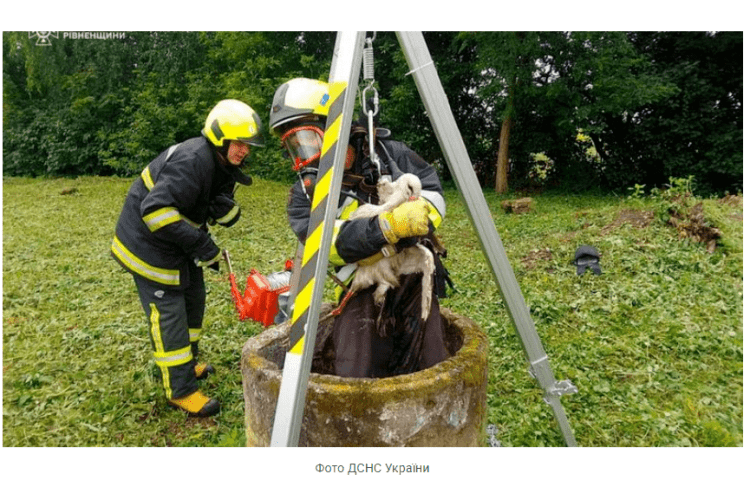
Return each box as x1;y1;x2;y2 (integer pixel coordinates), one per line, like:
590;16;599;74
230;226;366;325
521;248;553;269
601;209;654;234
719;194;742;207
667;202;722;253
502;197;535;214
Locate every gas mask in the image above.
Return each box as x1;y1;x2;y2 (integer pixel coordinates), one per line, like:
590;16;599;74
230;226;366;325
280;125;324;172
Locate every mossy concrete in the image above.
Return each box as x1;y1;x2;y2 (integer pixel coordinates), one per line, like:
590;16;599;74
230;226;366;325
241;306;488;447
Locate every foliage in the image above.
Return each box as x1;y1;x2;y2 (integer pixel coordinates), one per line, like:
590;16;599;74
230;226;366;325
3;176;742;447
462;31;741;194
2;31;334;183
3;31;743;195
625;32;743;195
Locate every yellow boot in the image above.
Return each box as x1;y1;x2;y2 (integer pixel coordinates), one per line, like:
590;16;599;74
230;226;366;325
194;362;215;380
168;390;220;417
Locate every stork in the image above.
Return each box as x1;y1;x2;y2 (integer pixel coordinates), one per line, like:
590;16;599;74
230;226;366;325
333;174;435;323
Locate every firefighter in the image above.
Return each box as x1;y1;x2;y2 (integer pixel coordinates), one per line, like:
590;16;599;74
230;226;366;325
111;99;264;417
270;78;450;378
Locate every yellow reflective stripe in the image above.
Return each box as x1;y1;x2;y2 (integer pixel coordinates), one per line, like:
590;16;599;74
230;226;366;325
189;328;201;343
427;205;443;229
181;214;201;228
142;207;202;232
419;195;443;229
141;167;155;190
149;303;172;399
143;207;181;232
216;204;239;225
328;220;346;266
111;236;180;286
150;303;164;353
153;345;193;368
339;199;359;219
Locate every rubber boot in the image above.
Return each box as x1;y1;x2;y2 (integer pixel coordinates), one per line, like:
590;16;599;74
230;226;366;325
168;390;220;417
194;362;215;380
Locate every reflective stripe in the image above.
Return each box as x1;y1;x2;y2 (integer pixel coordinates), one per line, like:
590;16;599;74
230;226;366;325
421;193;444;229
327;197;359;266
149;303;172;399
339;200;360;220
166;144;179;161
328;220;347;266
333;264;357;302
216;204;239;225
111;236;180;286
142;206;201;232
143;207;181;232
150;303;164;353
337;196;357;217
421;190;446;224
181;214;201;229
189;328;201;343
335;263;357;284
153;345;193;368
141;144;178;192
141;166;155;190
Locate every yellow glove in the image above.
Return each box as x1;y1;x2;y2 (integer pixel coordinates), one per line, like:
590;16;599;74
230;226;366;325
378;198;430;244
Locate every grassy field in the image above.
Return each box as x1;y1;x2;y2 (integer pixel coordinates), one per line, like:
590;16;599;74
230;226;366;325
2;175;743;447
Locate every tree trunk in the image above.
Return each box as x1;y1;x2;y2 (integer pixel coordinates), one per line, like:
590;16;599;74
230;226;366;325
495;115;512;193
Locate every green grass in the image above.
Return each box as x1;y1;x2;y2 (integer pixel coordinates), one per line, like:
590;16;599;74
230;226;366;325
2;176;743;447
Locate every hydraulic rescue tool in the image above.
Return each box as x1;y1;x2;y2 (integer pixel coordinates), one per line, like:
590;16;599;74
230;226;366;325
222;249;292;327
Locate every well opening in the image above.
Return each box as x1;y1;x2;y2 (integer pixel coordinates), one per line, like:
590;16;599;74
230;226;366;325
255;304;466;373
241;306;488;447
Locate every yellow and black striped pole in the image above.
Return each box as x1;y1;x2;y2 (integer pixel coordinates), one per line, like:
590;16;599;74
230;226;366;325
270;32;365;447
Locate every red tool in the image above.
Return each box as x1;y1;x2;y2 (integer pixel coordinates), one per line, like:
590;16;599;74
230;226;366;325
222;250;292;327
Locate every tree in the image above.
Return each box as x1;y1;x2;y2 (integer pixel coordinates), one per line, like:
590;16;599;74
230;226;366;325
466;31;685;193
2;31;337;181
4;32;742;195
622;31;743;194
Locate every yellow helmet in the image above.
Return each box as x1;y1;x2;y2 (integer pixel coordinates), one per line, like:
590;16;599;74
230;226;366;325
202;99;265;147
269;78;331;134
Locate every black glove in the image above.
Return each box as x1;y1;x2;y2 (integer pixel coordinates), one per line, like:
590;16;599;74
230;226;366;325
193;237;221;271
207;194;241;227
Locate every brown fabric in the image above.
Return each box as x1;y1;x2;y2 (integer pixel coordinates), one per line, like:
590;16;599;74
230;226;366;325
315;273;449;378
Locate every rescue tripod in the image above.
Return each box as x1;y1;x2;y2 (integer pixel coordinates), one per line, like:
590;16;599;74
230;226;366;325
270;31;578;447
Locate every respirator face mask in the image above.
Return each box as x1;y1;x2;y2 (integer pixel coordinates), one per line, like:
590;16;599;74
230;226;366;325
281;125;324;172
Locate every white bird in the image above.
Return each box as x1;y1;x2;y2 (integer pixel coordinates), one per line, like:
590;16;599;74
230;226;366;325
336;173;435;323
349;173;422;218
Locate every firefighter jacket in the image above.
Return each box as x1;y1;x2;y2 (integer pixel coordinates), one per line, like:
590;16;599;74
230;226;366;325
287;138;446;269
111;137;239;288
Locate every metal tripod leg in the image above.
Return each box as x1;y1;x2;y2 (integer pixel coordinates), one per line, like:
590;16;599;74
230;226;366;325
396;31;578;446
270;31;365;447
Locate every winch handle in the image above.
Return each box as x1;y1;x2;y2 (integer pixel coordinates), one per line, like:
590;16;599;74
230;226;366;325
222;249;234;276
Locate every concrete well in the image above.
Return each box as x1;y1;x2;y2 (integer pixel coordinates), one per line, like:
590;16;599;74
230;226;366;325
240;306;488;447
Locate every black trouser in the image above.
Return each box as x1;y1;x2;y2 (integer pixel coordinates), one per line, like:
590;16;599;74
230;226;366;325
133;265;205;400
330;273;449;378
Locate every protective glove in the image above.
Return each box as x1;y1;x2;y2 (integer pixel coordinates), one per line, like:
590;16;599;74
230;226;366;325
193;245;222;272
207;194;241;227
377;198;431;244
